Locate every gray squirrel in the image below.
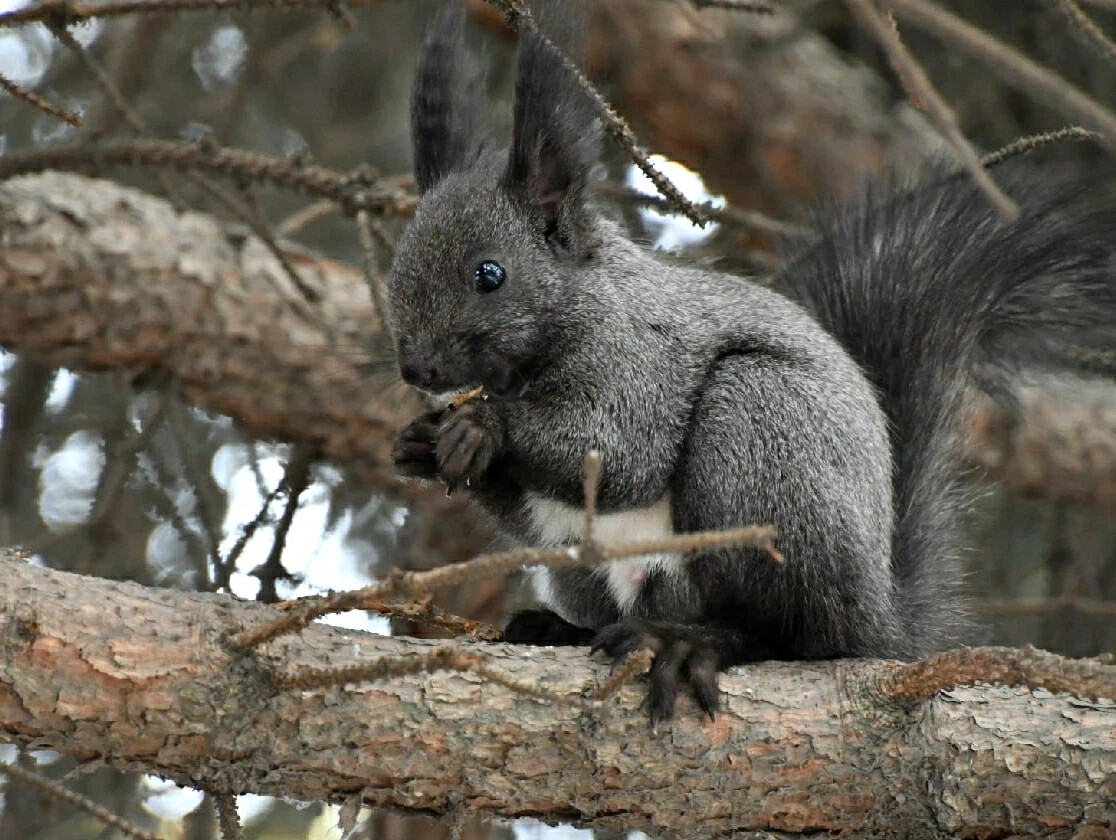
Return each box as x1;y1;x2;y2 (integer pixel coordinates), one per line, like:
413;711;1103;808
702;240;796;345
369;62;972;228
388;2;1116;723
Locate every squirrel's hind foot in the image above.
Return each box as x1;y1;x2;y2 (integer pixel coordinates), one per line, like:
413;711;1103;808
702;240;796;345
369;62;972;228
591;619;729;727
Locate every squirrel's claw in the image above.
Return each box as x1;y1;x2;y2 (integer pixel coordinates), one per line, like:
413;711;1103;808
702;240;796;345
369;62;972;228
591;619;723;726
392;410;444;480
435;401;500;487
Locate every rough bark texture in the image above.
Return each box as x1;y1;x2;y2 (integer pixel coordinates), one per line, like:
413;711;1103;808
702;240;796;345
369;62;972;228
2;172;1116;512
0;170;414;484
0;554;1113;839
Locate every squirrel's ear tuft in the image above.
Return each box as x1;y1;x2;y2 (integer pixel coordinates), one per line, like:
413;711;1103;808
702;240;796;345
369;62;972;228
504;1;600;249
411;4;481;194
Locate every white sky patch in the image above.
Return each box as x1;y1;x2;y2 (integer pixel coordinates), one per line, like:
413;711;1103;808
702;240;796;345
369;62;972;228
511;818;596;840
44;368;77;414
37;430;104;530
192;25;247;91
214;444;389;636
141;777;205;822
0;25;52;87
625;154;725;251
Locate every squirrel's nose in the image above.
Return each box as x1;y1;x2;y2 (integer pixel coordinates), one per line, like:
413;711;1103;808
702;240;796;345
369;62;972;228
397;342;441;390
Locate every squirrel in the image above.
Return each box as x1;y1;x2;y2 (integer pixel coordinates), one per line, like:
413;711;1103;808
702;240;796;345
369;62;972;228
387;2;1116;724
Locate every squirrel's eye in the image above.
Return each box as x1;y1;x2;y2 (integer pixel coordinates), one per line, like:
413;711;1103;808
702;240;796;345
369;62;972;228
474;260;506;293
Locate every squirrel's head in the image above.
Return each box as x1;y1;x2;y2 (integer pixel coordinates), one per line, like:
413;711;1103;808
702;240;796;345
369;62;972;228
387;2;600;399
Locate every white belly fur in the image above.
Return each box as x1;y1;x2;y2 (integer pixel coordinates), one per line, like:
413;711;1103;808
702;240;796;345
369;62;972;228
525;491;680;614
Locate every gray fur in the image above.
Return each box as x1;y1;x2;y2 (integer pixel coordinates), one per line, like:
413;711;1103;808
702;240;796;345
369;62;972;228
389;1;1116;701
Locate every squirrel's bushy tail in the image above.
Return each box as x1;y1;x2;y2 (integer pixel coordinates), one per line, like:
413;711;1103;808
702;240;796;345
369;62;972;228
783;159;1116;654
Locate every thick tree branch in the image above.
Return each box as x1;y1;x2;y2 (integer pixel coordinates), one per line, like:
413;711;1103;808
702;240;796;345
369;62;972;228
3;172;1116;510
0;554;1113;838
0;171;416;486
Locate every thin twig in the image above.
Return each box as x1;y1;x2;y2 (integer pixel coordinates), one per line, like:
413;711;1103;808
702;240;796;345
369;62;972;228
215;793;243;840
231;183;320;304
580;449;602;547
277;645;582;704
164;400;225;578
482;0;711;226
234;522;779;647
0;138;413;216
979;125;1101;167
880;645;1116;706
597;181;812;238
253;444;315;604
277;199;338;236
356;209;395;343
890;0;1116;151
0;0;399;26
590;647;655;700
217;475;288;591
688;0;774;9
844;0;1017;218
0;761;161;840
357;596;503;640
0;71;81;125
49;21;321;306
1049;0;1116;67
47;22;134;126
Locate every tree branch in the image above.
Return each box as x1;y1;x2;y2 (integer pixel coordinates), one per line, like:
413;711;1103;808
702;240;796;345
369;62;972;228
0;171;416;487
0;553;1113;838
3;172;1116;511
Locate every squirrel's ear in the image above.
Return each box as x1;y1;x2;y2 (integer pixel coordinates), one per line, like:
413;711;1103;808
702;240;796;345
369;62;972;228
504;2;600;248
411;4;480;194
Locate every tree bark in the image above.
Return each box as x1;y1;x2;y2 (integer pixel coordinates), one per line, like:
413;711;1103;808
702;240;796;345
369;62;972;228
0;553;1113;839
2;172;1116;511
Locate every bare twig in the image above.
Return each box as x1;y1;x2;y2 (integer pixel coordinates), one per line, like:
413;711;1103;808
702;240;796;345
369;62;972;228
1049;0;1116;67
0;138;413;216
980;125;1102;167
0;72;81;126
482;0;711;226
230;184;320;304
277;199;338;236
356;209;395;343
45;26;325;306
47;22;136;127
692;0;774;9
217;476;287;591
215;793;243;840
844;0;1017;218
355;596;503;640
880;645;1116;707
590;647;655;700
253;444;315;604
0;0;397;27
597;181;811;238
0;761;161;840
889;0;1116;151
163;401;227;576
234;522;780;647
277;645;582;704
580;449;603;546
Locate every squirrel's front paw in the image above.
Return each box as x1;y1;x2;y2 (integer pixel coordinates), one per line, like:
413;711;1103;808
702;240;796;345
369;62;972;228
392;410;445;480
436;400;503;489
